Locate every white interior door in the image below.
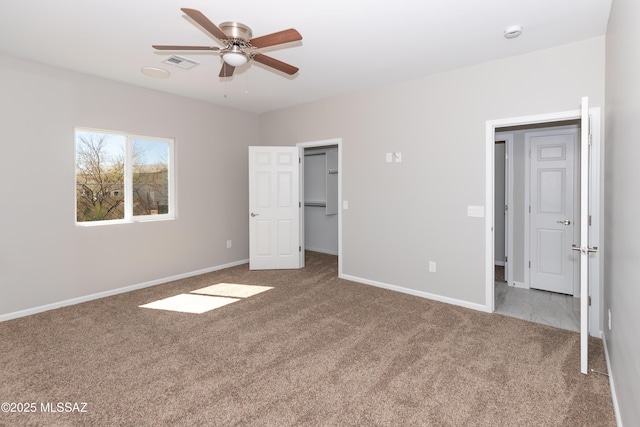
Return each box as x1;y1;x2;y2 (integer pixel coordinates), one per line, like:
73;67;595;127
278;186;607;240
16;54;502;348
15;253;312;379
578;97;591;375
529;130;578;295
249;146;302;270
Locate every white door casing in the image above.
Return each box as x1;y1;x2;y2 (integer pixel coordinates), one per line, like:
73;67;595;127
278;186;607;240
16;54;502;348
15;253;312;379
528;129;578;295
495;132;515;286
249;146;302;270
504;144;509;283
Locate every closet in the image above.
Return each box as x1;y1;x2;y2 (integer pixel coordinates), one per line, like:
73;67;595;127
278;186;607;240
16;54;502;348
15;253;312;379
303;146;338;255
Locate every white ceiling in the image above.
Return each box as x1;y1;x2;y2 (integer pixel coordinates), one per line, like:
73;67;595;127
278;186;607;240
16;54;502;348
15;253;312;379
0;0;611;114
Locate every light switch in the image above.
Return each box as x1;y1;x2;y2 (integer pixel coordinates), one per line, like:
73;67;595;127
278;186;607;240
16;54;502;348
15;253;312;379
394;152;402;163
386;153;392;163
343;201;349;210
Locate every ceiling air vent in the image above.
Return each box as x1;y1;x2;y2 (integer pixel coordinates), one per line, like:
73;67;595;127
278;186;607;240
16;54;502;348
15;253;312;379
162;55;200;70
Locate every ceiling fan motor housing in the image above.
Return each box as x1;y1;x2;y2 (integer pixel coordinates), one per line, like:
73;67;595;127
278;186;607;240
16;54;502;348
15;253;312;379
219;22;253;42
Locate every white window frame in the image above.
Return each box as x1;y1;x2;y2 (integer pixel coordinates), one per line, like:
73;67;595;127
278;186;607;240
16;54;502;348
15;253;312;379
75;127;176;226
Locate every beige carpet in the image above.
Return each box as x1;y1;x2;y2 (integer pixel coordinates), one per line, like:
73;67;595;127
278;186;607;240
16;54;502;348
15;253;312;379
0;252;615;426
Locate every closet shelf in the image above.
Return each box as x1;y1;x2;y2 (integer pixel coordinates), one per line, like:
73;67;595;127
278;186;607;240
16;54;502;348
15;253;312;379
304;201;327;207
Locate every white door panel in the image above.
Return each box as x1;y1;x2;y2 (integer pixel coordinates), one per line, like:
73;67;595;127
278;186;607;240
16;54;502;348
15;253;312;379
249;146;301;270
579;97;590;374
529;131;577;295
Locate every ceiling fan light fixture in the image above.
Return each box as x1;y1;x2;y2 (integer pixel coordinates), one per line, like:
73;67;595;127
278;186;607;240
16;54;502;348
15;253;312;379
222;47;249;67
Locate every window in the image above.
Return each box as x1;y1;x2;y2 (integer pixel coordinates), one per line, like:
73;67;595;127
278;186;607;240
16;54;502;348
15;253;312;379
75;128;174;224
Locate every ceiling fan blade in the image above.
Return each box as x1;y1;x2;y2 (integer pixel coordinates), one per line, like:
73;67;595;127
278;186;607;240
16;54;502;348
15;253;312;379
250;29;302;48
252;53;299;75
181;8;229;41
152;45;220;51
219;62;235;78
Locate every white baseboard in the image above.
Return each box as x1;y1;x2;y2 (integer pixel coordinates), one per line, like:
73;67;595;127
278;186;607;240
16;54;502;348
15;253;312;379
0;259;249;323
339;273;488;313
602;334;623;427
509;281;527;289
305;247;339;256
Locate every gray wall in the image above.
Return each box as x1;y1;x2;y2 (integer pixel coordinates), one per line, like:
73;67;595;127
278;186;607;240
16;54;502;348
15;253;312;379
0;54;258;317
605;0;640;424
260;37;605;307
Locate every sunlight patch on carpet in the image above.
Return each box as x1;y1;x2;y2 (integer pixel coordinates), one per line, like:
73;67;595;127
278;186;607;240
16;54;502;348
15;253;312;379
190;283;273;298
139;294;239;314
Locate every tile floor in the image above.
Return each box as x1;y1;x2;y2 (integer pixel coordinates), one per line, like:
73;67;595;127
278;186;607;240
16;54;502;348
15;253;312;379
494;267;580;332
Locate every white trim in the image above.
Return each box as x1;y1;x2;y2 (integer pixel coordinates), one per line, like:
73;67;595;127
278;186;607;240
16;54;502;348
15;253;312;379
0;259;249;323
485;107;602;337
509;281;527;289
485;123;496;312
495;132;514;284
341;274;489;313
297;138;343;277
602;334;623;427
523;133;531;289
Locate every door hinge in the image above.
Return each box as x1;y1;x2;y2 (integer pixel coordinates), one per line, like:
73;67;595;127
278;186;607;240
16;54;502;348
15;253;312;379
529;205;531;214
505;256;508;263
588;296;592;306
299;201;301;208
299;157;301;164
588;215;592;226
589;134;592;146
528;261;531;269
299;246;302;252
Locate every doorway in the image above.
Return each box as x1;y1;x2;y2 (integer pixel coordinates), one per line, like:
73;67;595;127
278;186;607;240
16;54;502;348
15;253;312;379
485;108;602;338
297;138;343;276
493;123;582;332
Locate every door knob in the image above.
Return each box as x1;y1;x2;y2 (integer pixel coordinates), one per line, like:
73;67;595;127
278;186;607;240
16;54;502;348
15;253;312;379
250;212;259;217
572;245;599;254
557;220;571;225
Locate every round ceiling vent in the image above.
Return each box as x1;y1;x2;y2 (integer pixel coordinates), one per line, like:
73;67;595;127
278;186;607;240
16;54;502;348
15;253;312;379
141;66;171;78
504;25;523;39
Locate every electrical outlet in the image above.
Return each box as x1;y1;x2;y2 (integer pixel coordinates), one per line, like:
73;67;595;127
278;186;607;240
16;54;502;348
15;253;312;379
429;261;436;273
226;240;232;249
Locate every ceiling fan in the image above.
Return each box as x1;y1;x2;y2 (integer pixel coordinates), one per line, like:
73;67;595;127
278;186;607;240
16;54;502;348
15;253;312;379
153;8;302;78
